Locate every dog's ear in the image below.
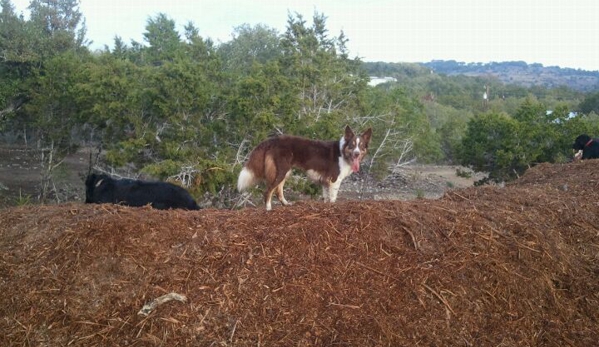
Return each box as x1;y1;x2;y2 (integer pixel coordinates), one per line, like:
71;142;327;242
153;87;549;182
361;128;372;146
344;125;355;141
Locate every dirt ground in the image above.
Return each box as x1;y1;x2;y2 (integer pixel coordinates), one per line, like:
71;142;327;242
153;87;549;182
0;146;90;206
1;158;598;346
339;164;486;202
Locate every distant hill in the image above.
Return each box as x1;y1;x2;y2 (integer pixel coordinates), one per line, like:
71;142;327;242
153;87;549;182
421;60;599;92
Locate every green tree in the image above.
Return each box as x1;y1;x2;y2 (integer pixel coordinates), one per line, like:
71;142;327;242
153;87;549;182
78;15;234;197
279;12;367;138
458;98;599;183
1;0;88;123
579;91;599;115
219;23;281;75
0;0;89;201
362;86;441;176
76;53;142;147
143;13;180;64
430;103;471;163
228;61;296;146
0;0;28;123
27;0;87;56
458;112;524;182
25;51;90;200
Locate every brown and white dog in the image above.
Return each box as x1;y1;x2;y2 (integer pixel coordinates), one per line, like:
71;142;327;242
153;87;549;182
237;126;372;210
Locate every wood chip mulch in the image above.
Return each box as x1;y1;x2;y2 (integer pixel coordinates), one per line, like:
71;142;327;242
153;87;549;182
1;161;598;346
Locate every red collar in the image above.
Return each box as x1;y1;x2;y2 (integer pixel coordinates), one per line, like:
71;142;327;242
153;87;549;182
586;139;594;147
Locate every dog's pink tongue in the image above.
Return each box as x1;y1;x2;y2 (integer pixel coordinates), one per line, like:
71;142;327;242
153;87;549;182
351;158;360;172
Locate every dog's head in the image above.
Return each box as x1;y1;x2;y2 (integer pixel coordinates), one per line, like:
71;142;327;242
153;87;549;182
85;173;99;203
573;134;591;151
341;125;372;173
84;173;110;203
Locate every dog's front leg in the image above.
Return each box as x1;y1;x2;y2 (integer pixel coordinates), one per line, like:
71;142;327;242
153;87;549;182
328;180;342;203
322;184;330;202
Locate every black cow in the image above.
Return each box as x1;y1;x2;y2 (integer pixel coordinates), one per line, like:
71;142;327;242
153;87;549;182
85;173;200;210
572;134;599;160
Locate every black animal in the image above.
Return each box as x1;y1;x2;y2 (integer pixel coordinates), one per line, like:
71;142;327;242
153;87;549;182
572;134;599;160
85;173;200;210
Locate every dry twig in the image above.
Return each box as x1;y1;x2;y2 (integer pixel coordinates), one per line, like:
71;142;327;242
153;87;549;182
137;293;188;317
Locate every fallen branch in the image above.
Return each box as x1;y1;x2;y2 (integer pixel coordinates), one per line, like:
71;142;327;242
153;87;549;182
137;292;188;316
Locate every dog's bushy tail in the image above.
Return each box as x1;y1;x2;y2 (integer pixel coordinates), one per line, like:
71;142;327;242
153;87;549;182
237;167;256;192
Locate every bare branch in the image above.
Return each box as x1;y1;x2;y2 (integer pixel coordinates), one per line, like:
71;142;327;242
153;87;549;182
234;139;250;168
367;127;391;177
168;166;199;188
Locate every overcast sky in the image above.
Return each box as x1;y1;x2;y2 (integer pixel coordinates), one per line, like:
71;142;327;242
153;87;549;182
10;0;599;71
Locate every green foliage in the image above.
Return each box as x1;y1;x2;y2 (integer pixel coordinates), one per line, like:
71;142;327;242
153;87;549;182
15;189;32;206
1;0;88;129
458;98;599;183
219;24;282;75
455;167;472;179
0;1;28;106
362;86;442;176
458;112;523;182
290;177;322;198
28;0;88;56
1;4;596;206
579;91;599;115
415;189;425;199
76;55;141;143
25;51;89;151
141;159;184;180
227;61;295;145
139;157;235;199
105;138;148;167
279;12;367;138
143;13;181;64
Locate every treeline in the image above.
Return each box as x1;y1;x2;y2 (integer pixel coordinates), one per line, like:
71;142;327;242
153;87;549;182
1;0;599;205
364;61;599;181
423;60;599;76
421;60;599;92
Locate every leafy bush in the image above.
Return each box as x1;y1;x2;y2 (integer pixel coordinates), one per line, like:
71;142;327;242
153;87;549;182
458;99;599;183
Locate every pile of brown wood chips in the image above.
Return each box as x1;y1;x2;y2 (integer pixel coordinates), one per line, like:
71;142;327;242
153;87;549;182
1;161;598;346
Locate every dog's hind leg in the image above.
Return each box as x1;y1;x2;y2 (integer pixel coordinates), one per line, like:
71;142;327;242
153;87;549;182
264;176;288;211
263;155;277;210
263;157;291;211
264;188;275;211
275;175;292;206
266;169;292;210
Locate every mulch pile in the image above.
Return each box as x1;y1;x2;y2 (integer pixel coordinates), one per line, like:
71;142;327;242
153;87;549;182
1;161;598;346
